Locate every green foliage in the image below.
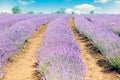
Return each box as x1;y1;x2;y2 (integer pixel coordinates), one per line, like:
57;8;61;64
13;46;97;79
25;37;29;43
72;11;75;14
39;61;51;75
27;11;34;14
12;6;21;14
115;31;120;36
108;52;120;70
108;58;120;70
55;8;66;14
90;10;94;14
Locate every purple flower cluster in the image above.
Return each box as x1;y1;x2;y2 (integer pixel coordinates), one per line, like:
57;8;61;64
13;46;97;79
37;15;86;80
74;15;120;69
0;14;61;78
0;30;19;64
106;48;120;68
0;14;43;32
0;14;60;75
85;14;120;35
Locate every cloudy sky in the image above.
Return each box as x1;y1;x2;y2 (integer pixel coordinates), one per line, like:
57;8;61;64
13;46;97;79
0;0;120;14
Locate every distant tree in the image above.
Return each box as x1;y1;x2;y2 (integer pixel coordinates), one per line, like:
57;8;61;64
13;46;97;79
55;8;66;14
27;11;34;14
90;10;94;14
72;11;75;14
55;11;60;14
12;6;21;14
60;8;66;14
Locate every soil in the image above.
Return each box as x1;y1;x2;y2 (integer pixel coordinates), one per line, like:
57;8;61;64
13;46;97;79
0;17;120;80
68;17;120;80
1;24;47;80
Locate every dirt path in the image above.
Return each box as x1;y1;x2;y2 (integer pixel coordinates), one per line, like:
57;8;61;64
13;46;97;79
68;17;120;80
1;24;47;80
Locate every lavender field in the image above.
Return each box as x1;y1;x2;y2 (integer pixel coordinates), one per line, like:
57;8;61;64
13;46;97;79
0;14;120;80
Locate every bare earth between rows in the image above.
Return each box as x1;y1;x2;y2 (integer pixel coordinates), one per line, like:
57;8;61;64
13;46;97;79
68;17;119;80
1;24;47;80
1;18;120;80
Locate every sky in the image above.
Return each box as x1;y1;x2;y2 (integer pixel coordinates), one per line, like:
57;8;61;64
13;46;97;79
0;0;120;14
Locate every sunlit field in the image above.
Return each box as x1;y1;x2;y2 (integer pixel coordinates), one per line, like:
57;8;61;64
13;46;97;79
0;0;120;80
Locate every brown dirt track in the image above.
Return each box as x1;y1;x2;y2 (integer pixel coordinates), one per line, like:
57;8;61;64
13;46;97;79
68;17;120;80
1;24;47;80
0;17;120;80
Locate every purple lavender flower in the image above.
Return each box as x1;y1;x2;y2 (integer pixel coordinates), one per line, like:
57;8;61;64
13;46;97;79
37;15;86;80
74;15;120;69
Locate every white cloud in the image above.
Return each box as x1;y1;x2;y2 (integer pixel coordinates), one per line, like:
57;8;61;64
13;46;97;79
65;1;120;14
0;7;12;13
94;0;109;3
114;0;120;9
75;4;96;10
66;8;81;14
115;0;120;5
66;8;74;14
74;4;100;14
66;4;100;14
18;0;35;5
73;10;81;14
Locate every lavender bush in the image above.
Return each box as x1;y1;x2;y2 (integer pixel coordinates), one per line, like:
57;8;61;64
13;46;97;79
85;14;120;35
0;14;42;32
0;14;60;78
37;15;86;80
0;14;60;66
74;15;120;69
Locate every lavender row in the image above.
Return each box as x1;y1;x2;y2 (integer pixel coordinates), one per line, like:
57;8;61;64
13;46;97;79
0;14;60;67
0;14;60;79
37;15;86;80
0;14;43;32
84;14;120;35
0;14;17;20
74;15;120;69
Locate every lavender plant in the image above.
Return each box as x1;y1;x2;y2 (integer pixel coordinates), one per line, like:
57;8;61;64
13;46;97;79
85;14;120;35
37;15;86;80
0;14;60;78
0;14;42;32
0;14;60;66
74;15;120;69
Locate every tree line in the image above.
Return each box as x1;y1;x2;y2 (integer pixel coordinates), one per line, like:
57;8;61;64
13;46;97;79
11;6;94;14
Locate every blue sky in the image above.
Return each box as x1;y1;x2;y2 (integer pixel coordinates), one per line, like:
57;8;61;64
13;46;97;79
0;0;120;14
